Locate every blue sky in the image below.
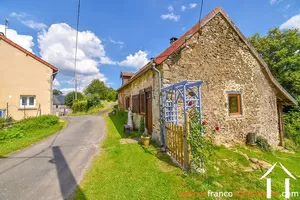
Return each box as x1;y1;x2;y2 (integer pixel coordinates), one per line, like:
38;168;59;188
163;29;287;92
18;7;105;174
0;0;300;93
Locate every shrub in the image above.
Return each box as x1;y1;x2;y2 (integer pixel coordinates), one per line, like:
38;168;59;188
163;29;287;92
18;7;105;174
284;139;298;152
139;117;145;133
256;136;272;152
0;115;59;140
188;108;216;171
87;94;101;109
72;101;88;113
284;111;300;149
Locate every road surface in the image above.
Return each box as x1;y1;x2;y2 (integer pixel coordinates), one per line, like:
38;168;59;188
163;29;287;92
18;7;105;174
0;115;106;200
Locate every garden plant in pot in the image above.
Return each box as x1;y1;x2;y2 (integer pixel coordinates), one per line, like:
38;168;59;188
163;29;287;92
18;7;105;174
140;117;151;146
141;129;151;146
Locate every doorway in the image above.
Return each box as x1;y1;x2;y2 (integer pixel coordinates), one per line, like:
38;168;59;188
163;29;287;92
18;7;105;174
145;89;152;135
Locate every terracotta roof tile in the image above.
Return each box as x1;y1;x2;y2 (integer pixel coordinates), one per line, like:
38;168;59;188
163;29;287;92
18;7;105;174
117;6;297;105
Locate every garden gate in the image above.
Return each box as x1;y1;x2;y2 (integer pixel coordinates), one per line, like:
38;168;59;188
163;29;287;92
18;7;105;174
162;80;204;172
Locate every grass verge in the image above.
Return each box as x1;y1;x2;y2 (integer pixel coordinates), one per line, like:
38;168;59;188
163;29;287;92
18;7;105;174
74;112;300;200
0;116;66;157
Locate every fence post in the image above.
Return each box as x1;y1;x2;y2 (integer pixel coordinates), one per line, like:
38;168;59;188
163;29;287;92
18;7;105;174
186;114;190;170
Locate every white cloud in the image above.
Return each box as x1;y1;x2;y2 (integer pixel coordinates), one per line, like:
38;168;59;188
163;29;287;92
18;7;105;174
168;5;174;12
161;13;180;22
0;24;34;52
10;12;47;30
53;79;60;87
189;3;197;9
100;56;117;65
38;23;109;91
108;38;124;45
181;5;187;11
60;88;77;95
280;14;300;29
269;0;283;5
119;50;149;68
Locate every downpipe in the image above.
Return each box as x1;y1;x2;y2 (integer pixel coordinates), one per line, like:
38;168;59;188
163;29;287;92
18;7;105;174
151;60;164;147
50;71;58;115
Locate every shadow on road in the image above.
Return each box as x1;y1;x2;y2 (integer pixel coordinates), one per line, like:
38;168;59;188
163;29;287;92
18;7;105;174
51;146;86;200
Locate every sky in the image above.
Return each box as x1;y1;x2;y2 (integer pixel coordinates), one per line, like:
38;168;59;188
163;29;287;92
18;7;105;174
0;0;300;94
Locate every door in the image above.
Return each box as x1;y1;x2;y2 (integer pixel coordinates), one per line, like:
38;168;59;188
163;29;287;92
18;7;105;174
145;90;152;135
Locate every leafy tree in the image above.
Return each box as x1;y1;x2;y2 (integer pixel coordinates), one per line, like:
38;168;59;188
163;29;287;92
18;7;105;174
84;79;117;101
87;94;101;109
248;28;300;97
107;88;117;101
53;89;63;95
65;92;84;107
84;79;109;100
249;28;300;149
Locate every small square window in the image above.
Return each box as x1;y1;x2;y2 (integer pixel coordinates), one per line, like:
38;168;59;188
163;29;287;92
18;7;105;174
20;96;36;108
228;94;242;116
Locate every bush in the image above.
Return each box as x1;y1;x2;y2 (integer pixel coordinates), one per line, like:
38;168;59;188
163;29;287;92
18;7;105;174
284;111;300;149
256;136;272;152
0;115;59;140
139;117;145;133
284;138;298;152
72;101;88;113
87;94;101;109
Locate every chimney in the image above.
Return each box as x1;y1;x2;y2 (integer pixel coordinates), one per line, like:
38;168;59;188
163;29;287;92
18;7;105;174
170;37;178;45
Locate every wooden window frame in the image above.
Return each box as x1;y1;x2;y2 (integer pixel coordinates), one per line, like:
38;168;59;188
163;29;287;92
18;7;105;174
125;96;130;111
228;93;242;116
139;92;145;115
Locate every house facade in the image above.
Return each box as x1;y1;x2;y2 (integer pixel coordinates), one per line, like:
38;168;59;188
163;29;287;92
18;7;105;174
0;33;58;120
117;6;297;147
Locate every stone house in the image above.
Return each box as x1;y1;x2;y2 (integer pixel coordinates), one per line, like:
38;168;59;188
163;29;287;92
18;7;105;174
117;6;297;147
0;33;58;120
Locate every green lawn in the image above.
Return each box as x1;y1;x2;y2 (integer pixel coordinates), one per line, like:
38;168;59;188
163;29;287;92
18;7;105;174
0;116;66;157
74;112;300;200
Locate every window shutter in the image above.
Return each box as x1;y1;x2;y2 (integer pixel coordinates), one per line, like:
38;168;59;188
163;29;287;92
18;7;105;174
132;94;140;113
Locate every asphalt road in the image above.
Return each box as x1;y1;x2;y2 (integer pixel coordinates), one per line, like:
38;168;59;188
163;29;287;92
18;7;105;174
0;115;106;200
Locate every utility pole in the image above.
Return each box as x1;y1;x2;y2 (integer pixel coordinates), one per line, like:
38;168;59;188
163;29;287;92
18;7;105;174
75;79;78;100
74;0;81;100
4;19;9;36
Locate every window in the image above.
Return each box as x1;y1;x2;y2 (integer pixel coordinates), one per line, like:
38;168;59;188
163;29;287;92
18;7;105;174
132;94;140;113
125;96;130;110
140;93;145;114
20;96;36;108
228;93;242;116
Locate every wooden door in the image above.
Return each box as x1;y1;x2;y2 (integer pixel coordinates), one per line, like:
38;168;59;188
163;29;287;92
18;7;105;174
145;90;152;135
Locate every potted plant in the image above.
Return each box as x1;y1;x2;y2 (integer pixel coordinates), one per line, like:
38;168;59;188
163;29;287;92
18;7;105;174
140;117;151;146
141;130;151;146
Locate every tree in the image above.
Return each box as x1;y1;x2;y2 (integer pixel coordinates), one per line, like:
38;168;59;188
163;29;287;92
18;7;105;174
249;28;300;148
64;91;84;107
53;89;63;95
248;28;300;98
84;79;109;100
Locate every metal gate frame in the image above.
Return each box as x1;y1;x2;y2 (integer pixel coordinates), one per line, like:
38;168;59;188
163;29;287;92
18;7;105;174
161;80;204;171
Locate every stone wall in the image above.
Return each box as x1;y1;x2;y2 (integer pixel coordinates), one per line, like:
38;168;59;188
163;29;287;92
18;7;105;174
118;69;161;142
162;14;280;147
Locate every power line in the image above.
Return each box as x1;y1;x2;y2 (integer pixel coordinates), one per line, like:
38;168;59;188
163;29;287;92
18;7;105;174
198;0;204;34
74;0;81;100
